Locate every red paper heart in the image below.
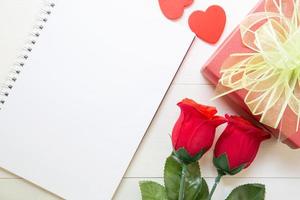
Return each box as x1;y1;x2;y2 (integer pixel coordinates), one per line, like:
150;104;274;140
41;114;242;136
188;5;226;44
159;0;193;20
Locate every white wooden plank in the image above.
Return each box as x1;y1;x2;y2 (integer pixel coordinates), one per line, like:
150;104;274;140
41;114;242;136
173;39;211;85
0;168;19;179
124;84;300;178
115;177;300;200
0;178;60;200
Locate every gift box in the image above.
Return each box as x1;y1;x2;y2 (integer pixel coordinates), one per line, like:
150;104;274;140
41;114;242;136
202;0;300;148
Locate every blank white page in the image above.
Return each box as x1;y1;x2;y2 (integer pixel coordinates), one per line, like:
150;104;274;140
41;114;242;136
0;0;193;199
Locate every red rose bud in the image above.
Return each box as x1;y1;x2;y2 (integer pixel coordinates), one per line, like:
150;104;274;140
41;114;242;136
172;99;226;163
214;115;271;175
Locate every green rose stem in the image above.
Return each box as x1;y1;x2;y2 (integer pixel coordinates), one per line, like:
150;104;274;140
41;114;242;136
178;163;187;200
208;172;224;200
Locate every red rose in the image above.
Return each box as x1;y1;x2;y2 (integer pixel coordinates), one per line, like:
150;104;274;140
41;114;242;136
172;99;226;162
214;115;271;175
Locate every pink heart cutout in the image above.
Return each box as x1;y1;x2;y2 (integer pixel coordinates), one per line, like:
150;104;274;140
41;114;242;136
159;0;194;20
189;5;226;44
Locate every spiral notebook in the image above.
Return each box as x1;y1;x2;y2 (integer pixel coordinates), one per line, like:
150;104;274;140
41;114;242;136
0;0;193;199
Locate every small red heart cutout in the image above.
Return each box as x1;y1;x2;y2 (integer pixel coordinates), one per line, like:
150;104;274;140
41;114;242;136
188;5;226;44
159;0;193;20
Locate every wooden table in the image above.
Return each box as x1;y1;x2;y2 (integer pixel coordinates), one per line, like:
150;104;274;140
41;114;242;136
1;0;300;199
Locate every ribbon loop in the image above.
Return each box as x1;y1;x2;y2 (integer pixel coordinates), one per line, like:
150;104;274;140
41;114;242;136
217;0;300;136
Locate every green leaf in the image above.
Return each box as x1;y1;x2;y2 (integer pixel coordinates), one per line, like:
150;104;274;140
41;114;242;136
164;155;182;200
194;178;209;200
139;181;167;200
226;184;265;200
184;162;201;200
164;155;208;200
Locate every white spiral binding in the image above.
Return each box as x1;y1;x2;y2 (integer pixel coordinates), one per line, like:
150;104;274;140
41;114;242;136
0;2;55;108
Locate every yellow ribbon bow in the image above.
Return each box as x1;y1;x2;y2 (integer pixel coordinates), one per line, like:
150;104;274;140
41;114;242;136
216;0;300;134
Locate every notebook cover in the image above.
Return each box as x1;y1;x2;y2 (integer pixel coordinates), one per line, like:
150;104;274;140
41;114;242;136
0;0;194;199
202;0;300;149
